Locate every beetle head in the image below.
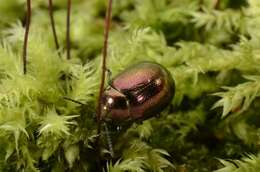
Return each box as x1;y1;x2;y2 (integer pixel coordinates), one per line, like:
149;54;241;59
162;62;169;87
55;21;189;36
101;87;130;121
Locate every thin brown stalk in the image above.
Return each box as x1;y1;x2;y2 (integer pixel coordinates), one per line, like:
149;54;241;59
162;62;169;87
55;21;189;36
96;0;113;170
48;0;61;56
199;0;204;11
66;0;71;59
23;0;31;74
214;0;220;9
97;0;113;141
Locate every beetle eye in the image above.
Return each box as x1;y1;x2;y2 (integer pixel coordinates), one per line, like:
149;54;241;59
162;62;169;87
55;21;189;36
114;97;127;109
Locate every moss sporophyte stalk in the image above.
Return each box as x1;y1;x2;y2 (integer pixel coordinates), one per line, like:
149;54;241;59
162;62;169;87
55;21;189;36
0;0;260;172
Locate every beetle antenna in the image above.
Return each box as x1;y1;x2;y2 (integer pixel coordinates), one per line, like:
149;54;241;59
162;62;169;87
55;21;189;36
96;0;113;170
48;0;61;57
66;0;71;59
23;0;31;74
104;123;114;157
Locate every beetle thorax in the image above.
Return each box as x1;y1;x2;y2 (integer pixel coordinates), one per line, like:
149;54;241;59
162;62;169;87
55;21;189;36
101;87;129;121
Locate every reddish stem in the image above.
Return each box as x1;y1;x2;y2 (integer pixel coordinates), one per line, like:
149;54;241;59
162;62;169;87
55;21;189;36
199;0;204;11
214;0;220;9
96;0;113;140
66;0;71;59
48;0;61;56
96;0;113;170
23;0;31;74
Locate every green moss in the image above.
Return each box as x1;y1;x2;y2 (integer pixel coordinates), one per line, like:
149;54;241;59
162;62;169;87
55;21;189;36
0;0;260;171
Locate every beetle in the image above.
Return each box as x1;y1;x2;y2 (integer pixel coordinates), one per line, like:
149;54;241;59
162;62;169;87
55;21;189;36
101;61;175;122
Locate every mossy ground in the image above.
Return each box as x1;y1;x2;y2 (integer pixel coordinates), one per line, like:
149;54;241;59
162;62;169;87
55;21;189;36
0;0;260;171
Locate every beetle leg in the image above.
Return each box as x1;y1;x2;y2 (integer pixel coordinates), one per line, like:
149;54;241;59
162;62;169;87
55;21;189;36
104;122;114;158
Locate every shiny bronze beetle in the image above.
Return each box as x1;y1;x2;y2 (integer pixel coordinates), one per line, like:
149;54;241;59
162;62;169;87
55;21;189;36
102;62;175;122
